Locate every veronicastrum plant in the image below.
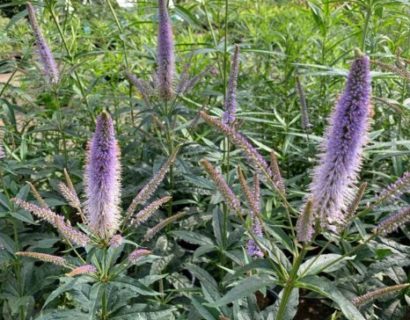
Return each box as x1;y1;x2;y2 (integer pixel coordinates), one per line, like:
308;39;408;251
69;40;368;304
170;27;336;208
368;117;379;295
11;111;186;318
191;51;410;320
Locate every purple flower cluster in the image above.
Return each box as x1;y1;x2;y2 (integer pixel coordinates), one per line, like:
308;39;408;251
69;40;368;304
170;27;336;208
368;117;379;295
200;159;241;213
375;172;410;204
27;2;59;84
85;112;121;239
200;112;273;180
156;0;175;100
375;206;410;235
309;55;371;230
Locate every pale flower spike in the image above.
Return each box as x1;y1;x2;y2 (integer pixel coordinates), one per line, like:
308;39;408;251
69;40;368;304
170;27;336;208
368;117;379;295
16;251;67;267
66;264;97;277
200;159;241;213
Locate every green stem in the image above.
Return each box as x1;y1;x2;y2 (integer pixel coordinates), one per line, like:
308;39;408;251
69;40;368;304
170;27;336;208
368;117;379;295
361;2;372;52
48;5;95;122
101;285;108;320
0;67;18;98
106;0;129;68
275;245;307;320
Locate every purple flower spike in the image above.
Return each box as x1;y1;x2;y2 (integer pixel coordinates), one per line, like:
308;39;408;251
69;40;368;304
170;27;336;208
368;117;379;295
156;0;175;100
222;45;240;125
27;3;59;84
247;216;264;258
310;54;371;229
85;112;121;239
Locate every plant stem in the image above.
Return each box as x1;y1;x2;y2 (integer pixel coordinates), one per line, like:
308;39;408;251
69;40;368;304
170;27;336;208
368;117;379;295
101;285;108;320
361;2;372;52
48;5;95;122
275;245;307;320
0;66;18;98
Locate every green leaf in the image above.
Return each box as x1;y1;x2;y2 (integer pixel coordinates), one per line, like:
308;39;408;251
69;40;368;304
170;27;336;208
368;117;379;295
297;276;365;320
43;277;90;309
111;276;159;296
191;297;218;320
269;288;299;320
185;264;221;302
89;283;104;318
298;254;355;277
171;230;214;246
210;276;276;307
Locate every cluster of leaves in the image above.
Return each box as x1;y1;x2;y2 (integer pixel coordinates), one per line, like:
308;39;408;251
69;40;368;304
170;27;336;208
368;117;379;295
1;0;410;319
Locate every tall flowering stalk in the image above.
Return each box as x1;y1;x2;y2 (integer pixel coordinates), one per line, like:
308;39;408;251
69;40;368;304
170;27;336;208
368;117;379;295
16;251;67;267
374;206;410;235
200;112;273;180
352;284;410;306
238;171;263;258
85;112;121;239
222;45;240;125
308;54;371;230
373;172;410;205
27;2;59;84
200;159;241;213
156;0;175;100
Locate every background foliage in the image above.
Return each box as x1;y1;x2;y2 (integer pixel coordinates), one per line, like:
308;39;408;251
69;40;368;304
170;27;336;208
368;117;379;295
1;0;410;319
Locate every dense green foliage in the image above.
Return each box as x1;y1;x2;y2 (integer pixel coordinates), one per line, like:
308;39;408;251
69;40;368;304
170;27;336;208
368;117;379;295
1;0;410;319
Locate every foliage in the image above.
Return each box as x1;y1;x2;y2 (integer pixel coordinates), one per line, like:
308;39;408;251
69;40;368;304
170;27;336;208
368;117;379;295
1;0;410;319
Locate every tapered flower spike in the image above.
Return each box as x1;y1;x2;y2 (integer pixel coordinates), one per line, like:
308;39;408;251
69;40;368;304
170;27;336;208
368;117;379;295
66;264;97;277
374;206;410;236
85;112;121;239
0;144;4;159
143;211;187;242
270;151;285;194
16;251;67;267
109;234;124;248
125;71;152;106
374;172;410;205
352;283;410;307
55;216;90;247
222;45;240;125
237;167;258;214
61;169;86;223
309;54;371;229
253;174;260;213
126;151;177;218
344;182;367;224
13;198;90;247
59;182;81;211
295;76;312;132
199;112;273;181
247;216;264;258
128;248;151;264
156;0;175;100
178;65;216;94
246;174;264;258
26;181;48;208
63;168;75;191
13;198;58;225
131;196;172;226
200;159;241;213
27;2;59;84
296;199;315;243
